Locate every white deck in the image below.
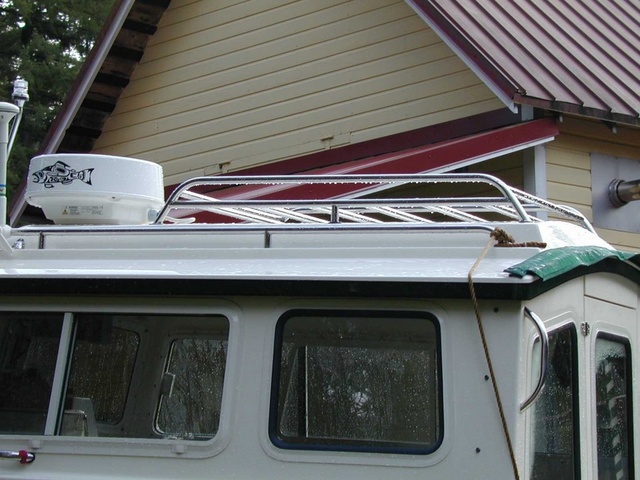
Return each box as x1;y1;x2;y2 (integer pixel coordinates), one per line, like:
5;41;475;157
0;221;612;283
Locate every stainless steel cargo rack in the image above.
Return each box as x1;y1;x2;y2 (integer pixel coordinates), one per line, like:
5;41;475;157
154;173;595;233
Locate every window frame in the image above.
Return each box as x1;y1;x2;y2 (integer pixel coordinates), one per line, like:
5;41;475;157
0;311;67;436
594;332;634;480
529;322;581;480
65;315;141;427
154;331;229;439
0;297;239;459
269;309;443;455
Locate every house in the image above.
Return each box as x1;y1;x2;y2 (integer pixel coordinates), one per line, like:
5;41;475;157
12;0;640;251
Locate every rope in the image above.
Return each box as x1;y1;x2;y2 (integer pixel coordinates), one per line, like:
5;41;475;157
468;228;520;480
492;227;547;249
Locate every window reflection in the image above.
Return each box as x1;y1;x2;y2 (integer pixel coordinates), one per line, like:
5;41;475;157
156;334;228;439
595;336;633;480
67;315;139;425
0;313;64;434
531;326;578;480
272;311;441;453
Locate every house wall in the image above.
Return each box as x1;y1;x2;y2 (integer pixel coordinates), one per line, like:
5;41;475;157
547;117;640;252
91;0;503;185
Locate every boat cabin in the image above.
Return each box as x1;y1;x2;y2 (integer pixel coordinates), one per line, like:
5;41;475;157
0;154;638;480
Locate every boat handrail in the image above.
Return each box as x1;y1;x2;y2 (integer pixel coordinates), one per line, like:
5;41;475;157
520;307;549;411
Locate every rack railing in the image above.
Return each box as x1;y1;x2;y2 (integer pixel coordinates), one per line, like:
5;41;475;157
154;173;595;233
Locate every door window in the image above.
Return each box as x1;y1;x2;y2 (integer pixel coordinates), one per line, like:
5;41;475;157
531;325;579;479
595;335;633;480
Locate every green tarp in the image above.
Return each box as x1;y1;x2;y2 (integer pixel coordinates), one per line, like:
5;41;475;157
505;246;640;281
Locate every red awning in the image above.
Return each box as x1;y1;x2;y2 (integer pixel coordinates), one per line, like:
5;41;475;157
193;117;558;201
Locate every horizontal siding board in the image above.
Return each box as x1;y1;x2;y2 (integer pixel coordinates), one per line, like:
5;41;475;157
351;97;501;146
152;1;357;55
104;79;495;177
94;0;500;181
546;146;590;169
548;120;639;252
132;0;406;82
139;77;488;164
559;116;640;150
157;0;303;32
547;182;592;208
186;100;501;180
158;0;243;28
103;89;501;182
163;99;503;182
99;30;449;131
553;135;640;161
597;228;640;252
151;0;349;49
120;10;432;102
546;156;592;220
546;163;590;187
480;152;523;173
98;51;464;147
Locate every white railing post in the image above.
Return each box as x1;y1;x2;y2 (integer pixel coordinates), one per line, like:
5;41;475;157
0;102;20;225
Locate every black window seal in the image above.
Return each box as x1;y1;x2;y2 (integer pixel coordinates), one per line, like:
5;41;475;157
269;308;443;455
595;332;635;480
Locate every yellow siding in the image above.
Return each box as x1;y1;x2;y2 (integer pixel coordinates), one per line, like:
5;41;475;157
548;117;640;252
600;230;640;253
92;0;503;185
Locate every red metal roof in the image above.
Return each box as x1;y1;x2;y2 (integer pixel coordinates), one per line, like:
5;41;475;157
408;0;640;125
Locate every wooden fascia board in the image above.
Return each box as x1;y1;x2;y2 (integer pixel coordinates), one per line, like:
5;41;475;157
514;93;640;127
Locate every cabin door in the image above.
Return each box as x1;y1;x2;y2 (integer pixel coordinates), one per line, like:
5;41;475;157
583;297;636;480
528;292;636;480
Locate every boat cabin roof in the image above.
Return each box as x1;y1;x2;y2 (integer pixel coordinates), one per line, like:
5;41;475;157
4;172;639;300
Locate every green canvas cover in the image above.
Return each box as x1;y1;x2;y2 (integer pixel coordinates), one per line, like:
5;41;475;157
505;246;640;282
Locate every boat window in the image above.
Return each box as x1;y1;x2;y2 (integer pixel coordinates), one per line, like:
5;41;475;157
270;310;441;454
0;312;64;434
155;334;228;439
0;311;230;444
595;335;633;480
61;313;229;440
65;315;139;427
531;325;579;480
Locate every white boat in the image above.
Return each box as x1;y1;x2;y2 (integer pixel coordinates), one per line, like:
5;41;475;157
0;152;638;480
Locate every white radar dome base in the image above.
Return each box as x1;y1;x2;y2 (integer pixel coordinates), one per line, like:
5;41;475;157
25;154;164;225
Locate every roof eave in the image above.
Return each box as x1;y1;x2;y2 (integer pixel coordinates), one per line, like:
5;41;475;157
9;0;173;226
514;94;640;127
8;0;137;226
39;0;137;156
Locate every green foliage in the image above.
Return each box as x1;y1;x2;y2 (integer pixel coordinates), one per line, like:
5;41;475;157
0;0;115;198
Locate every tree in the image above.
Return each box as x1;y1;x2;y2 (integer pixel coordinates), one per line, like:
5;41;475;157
0;0;115;198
